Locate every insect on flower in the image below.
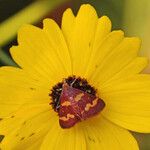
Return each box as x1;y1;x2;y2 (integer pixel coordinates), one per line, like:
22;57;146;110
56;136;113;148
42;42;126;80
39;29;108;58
58;80;105;128
0;4;150;150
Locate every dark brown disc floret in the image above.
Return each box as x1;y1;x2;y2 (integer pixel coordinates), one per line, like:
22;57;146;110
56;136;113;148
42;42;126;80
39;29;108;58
49;76;97;112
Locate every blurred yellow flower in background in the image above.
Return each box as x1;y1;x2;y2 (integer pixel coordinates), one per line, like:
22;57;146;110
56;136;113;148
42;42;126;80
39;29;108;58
123;0;150;73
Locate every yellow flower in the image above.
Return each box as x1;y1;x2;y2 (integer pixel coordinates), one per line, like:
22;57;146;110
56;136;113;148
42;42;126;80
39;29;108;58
0;4;150;150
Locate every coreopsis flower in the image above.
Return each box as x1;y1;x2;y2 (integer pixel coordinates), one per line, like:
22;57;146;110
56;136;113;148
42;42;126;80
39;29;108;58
0;4;150;150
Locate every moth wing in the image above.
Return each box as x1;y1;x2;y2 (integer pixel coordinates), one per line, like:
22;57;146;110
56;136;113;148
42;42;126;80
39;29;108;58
59;105;80;128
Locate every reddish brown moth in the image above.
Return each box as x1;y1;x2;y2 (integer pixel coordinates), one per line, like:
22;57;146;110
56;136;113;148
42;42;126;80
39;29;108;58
59;82;105;128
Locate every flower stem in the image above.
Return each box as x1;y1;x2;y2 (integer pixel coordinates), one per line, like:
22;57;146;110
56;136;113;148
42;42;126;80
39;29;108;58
0;0;68;46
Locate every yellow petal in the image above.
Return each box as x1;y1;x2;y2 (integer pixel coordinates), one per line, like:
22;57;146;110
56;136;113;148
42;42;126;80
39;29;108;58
101;74;150;133
103;57;148;85
0;104;50;134
86;30;124;82
90;37;141;87
92;16;112;51
61;8;75;46
40;123;86;150
82;116;139;150
62;4;98;77
43;18;72;74
27;138;44;150
85;16;112;77
10;21;71;84
0;67;50;117
0;106;56;150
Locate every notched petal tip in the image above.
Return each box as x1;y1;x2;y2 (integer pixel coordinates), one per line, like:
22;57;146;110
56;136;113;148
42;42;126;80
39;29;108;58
112;30;125;36
9;45;17;52
9;45;20;63
123;37;141;52
61;8;75;37
17;24;42;45
106;30;125;41
43;18;55;28
62;8;75;26
43;18;62;36
77;4;98;17
126;37;141;44
63;8;74;17
79;4;96;11
17;24;35;35
99;16;112;29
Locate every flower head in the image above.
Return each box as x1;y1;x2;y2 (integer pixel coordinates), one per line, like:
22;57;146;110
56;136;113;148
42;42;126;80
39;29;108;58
0;4;150;150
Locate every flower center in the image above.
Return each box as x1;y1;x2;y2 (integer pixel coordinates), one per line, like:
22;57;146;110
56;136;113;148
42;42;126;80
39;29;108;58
50;76;97;112
50;76;105;128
